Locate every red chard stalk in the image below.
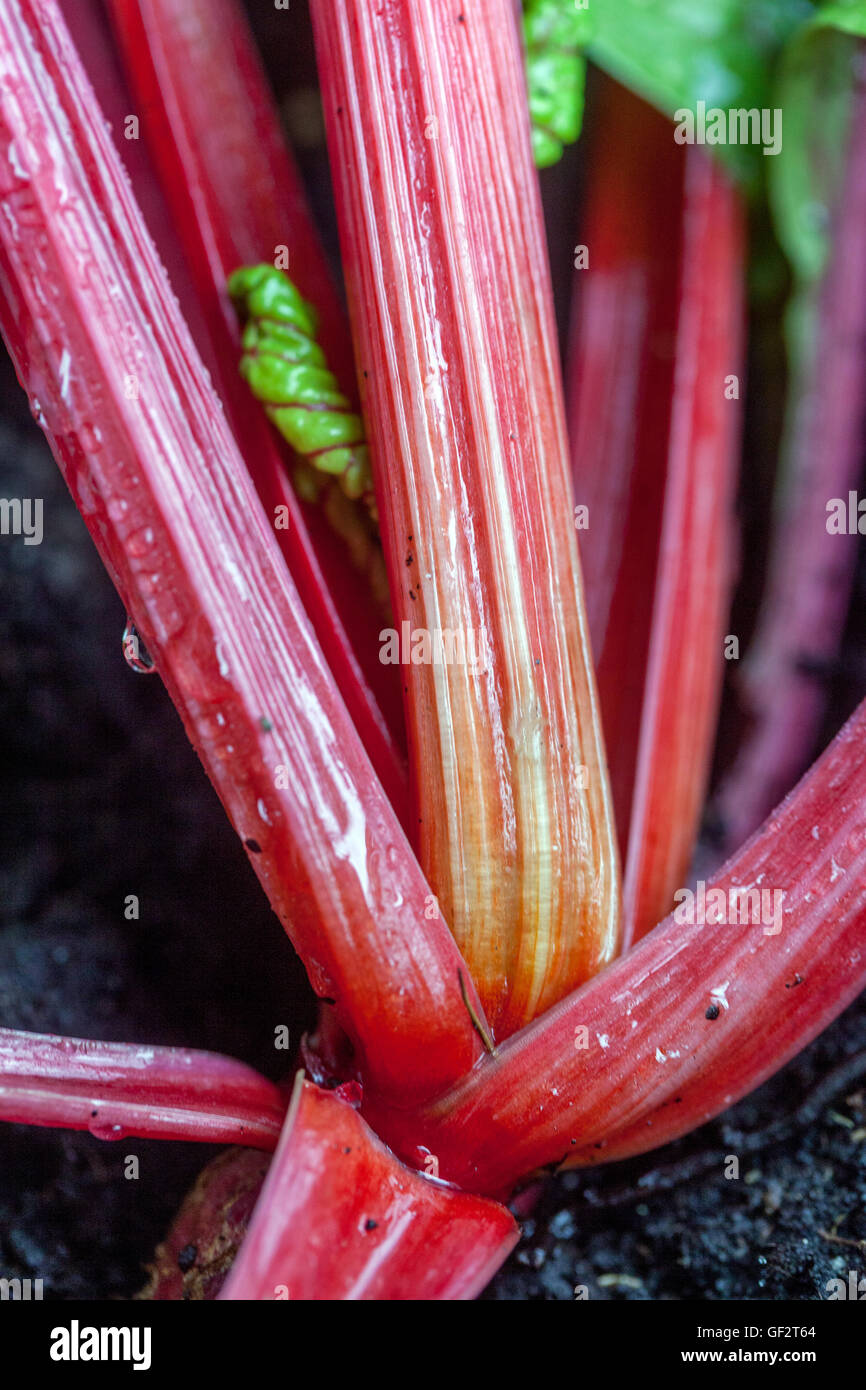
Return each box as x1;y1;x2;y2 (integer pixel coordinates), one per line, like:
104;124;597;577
312;0;621;1038
0;1029;285;1149
568;80;744;946
105;0;408;820
0;0;486;1108
366;697;866;1194
220;1076;519;1301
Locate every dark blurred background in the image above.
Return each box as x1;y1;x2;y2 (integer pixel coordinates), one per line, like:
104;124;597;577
0;0;865;1301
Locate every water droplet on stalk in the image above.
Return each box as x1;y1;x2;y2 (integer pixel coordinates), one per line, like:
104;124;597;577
122;619;156;673
79;422;103;453
88;1116;125;1141
127;526;155;558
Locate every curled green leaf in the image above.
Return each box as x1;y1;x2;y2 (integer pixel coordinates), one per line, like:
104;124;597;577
522;0;592;168
771;3;866;288
228;264;373;504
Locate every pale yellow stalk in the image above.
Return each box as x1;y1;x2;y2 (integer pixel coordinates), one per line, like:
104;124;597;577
312;0;620;1036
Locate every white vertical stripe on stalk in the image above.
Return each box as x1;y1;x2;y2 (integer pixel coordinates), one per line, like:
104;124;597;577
317;0;621;1030
346;4;508;980
412;2;551;1011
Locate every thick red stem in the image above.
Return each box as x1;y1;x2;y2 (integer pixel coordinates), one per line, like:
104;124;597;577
312;0;621;1035
365;698;866;1194
620;150;743;943
567;83;684;717
221;1077;519;1300
0;1028;285;1148
568;83;744;945
0;0;486;1107
104;0;408;821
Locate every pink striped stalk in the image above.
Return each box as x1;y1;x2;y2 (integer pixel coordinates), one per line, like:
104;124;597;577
365;697;866;1194
312;0;621;1038
0;1029;285;1149
567;83;684;678
60;0;218;369
104;0;408;822
0;0;486;1107
107;0;352;386
220;1077;519;1301
620;151;743;944
568;81;744;947
715;64;866;855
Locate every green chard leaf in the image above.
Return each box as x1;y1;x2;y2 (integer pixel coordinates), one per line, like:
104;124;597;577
523;0;593;168
587;0;814;183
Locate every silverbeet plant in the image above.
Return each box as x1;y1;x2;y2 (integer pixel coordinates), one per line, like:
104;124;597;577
0;0;865;1301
